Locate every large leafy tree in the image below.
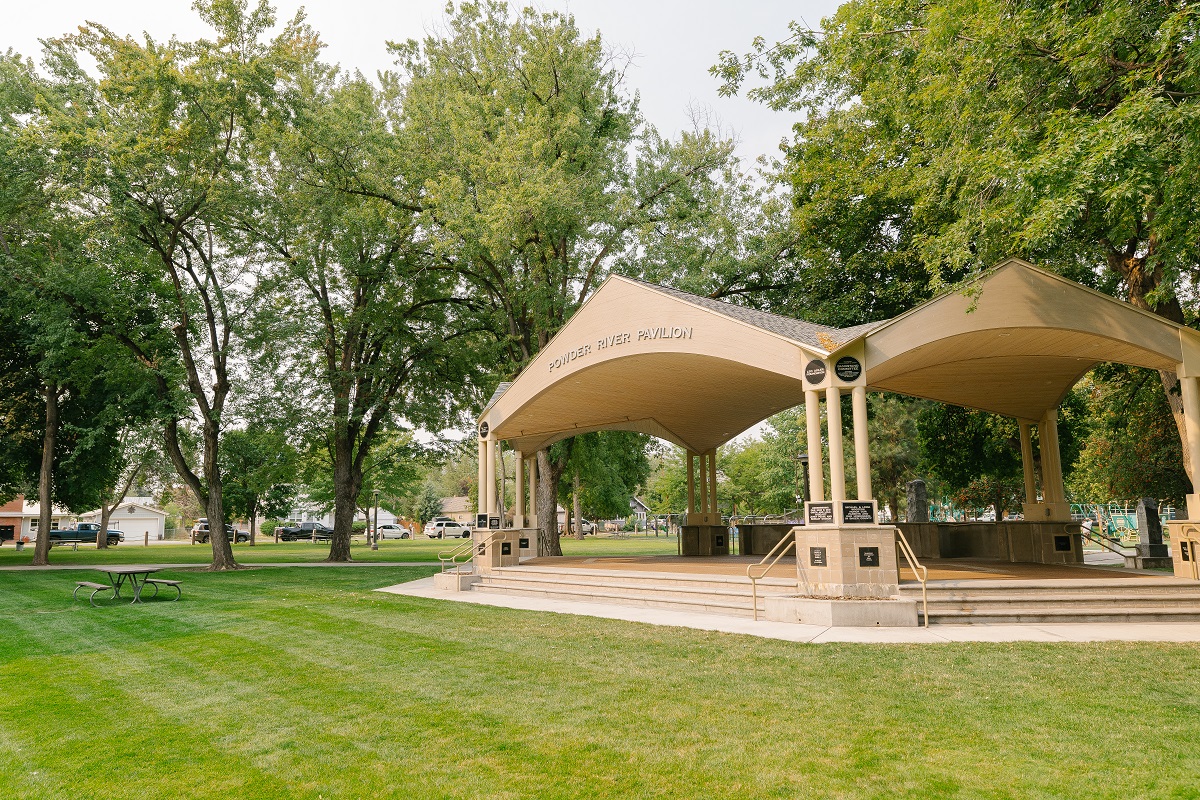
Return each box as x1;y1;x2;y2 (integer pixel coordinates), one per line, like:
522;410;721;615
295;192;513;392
558;432;651;538
392;2;733;554
715;0;1200;482
38;0;318;569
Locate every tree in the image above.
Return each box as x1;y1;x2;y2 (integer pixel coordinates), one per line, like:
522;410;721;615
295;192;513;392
246;65;474;562
39;0;318;569
393;2;734;554
715;0;1200;480
868;395;924;522
410;483;444;529
220;426;298;545
558;432;651;538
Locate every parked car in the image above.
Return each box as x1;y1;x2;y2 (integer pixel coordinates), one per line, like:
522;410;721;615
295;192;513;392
194;520;249;544
423;520;472;539
278;521;335;541
579;519;597;535
376;523;411;539
49;522;123;547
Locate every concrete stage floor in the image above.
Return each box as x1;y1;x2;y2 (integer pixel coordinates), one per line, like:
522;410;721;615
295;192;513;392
520;555;1168;583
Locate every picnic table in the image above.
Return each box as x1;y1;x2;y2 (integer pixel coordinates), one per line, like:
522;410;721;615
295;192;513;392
97;566;175;604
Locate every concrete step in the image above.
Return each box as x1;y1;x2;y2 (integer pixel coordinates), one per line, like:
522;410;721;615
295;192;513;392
475;580;764;617
496;565;795;592
919;607;1200;625
899;580;1200;624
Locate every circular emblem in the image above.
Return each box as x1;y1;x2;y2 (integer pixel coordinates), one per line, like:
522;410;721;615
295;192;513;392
804;360;827;384
834;356;862;382
478;421;489;439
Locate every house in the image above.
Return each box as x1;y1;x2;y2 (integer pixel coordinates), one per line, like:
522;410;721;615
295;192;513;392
0;497;72;541
80;501;168;542
629;496;651;524
439;496;475;524
0;496;21;542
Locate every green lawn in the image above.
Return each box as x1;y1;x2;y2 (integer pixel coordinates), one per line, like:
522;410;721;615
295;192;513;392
0;533;679;567
2;567;1199;799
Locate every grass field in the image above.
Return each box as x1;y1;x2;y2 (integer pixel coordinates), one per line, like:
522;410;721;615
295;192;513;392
2;566;1200;799
0;533;680;567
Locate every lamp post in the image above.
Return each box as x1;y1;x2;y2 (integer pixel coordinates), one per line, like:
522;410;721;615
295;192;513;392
372;489;380;551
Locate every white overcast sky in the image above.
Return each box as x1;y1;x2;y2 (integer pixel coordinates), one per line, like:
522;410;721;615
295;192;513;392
4;0;843;163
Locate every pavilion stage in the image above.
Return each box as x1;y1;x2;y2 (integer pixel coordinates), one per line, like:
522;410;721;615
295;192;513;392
466;555;1200;625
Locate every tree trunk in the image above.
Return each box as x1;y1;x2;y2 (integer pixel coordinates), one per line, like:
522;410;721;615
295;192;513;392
536;448;563;556
248;495;258;546
202;423;237;570
97;503;112;550
887;492;900;524
573;471;584;540
327;433;360;562
32;380;58;567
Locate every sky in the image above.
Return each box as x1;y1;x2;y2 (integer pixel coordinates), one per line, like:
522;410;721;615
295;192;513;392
4;0;844;163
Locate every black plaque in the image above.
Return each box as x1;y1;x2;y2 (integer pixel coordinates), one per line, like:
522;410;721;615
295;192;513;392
1182;541;1191;561
501;541;512;555
804;360;827;384
858;546;880;568
477;544;486;555
476;513;488;528
834;356;862;381
519;538;529;549
809;546;827;567
488;516;501;530
842;501;876;524
715;533;725;548
478;421;489;438
1053;534;1072;552
807;502;835;524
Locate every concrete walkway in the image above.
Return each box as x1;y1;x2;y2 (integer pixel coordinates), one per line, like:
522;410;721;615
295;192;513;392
0;561;438;571
377;576;1200;644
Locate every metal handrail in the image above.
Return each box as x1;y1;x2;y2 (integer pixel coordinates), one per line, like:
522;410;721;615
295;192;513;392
437;529;503;574
746;529;797;621
895;528;929;629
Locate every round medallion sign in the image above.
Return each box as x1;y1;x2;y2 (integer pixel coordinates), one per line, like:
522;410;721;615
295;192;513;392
478;421;489;439
834;356;862;381
804;360;827;384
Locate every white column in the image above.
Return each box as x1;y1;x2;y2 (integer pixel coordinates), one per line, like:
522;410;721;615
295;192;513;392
851;386;871;501
477;436;486;518
1039;409;1065;505
485;437;497;516
686;449;696;515
708;449;718;514
1019;422;1037;505
527;455;538;527
514;451;525;528
805;390;824;502
826;387;846;502
1180;375;1200;519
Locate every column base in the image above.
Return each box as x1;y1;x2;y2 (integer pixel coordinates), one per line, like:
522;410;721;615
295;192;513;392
1022;502;1072;522
793;524;899;599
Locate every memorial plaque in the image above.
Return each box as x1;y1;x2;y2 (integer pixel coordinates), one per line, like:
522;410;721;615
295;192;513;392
476;513;488;529
1053;534;1072;552
834;356;862;381
478;421;489;438
519;538;529;549
477;544;486;555
809;546;827;567
807;502;835;524
1182;541;1190;562
858;546;880;567
501;541;511;555
715;533;725;548
842;501;876;524
488;516;501;530
804;360;827;384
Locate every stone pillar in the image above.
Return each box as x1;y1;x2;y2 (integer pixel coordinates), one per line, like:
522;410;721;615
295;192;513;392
1135;498;1169;559
805;390;825;502
698;451;709;515
513;451;524;529
1019;421;1037;505
851;386;871;501
1039;409;1065;504
905;480;929;523
485;437;497;517
826;387;846;502
1180;375;1200;520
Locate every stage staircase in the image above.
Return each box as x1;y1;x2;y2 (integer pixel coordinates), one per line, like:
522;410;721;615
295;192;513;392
473;564;795;618
898;579;1200;625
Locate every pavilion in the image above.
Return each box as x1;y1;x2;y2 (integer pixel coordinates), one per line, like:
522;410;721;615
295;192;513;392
470;258;1200;604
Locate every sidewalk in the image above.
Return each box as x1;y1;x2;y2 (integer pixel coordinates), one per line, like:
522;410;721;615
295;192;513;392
377;576;1200;644
0;561;438;571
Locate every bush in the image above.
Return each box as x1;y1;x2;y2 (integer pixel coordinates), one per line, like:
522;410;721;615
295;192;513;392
352;520;369;533
260;520;278;537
